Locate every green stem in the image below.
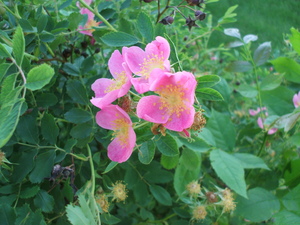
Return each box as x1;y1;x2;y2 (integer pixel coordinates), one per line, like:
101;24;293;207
87;144;95;195
147;213;177;223
133;121;149;130
78;0;117;32
129;90;142;99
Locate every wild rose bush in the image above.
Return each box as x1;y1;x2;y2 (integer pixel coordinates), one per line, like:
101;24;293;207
0;0;299;224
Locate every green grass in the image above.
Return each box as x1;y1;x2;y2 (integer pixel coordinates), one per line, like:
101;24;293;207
206;0;300;49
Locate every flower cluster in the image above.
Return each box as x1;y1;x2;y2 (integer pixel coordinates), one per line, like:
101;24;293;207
91;36;197;162
183;181;236;221
249;107;277;135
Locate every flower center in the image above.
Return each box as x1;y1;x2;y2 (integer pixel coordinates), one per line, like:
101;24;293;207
105;72;128;93
139;53;165;78
156;84;188;118
85;19;99;32
111;118;130;147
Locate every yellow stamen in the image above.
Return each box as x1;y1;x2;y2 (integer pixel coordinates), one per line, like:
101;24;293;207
105;72;127;93
139;53;165;78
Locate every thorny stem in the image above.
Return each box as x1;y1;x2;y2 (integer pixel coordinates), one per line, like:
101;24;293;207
87;144;96;195
78;0;117;32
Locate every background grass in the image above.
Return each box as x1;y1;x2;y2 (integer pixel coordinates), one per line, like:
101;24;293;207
206;0;300;49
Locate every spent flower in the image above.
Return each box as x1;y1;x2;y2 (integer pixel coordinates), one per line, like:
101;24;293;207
95;105;136;163
111;181;128;202
78;8;101;36
192;205;207;220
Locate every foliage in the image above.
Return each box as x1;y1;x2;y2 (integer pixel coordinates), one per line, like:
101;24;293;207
0;0;299;224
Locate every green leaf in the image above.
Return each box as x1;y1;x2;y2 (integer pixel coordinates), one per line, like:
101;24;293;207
0;100;23;148
236;84;258;98
160;154;179;170
63;63;80;76
103;161;118;174
149;185;172;206
197;75;221;88
138;140;155;164
16;114;39;144
196;87;224;101
233;153;270;170
20;185;40;199
282;184;300;212
37;14;48;33
210;149;247;198
261;86;295;116
70;122;93;139
19;19;35;32
274;210;300;225
64;108;92;124
12;26;25;66
253;42;271;66
25;64;55;91
39;31;55;42
34;190;55;213
78;194;97;225
290;27;300;55
66;80;89;105
36;93;58;107
225;61;253;72
155;134;179;157
15;204;34;225
0;63;11;82
66;205;90;225
181;148;201;170
29;150;55;183
271;57;300;83
284;159;300;187
236;187;280;222
224;28;241;39
101;32;139;47
261;74;284;91
205;109;236;151
69;12;84;30
174;154;201;197
178;135;210;152
137;12;154;43
0;43;12;57
41;113;59;144
0;204;16;224
101;213;121;224
275;111;300;132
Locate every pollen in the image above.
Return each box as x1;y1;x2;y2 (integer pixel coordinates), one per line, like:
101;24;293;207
156;84;188;117
222;188;236;212
111;181;128;202
105;72;128;93
85;19;100;33
96;194;109;213
139;53;165;78
111;118;130;147
186;180;201;197
192;205;207;220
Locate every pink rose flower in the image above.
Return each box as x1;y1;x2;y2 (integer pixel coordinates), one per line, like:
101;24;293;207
91;49;132;109
136;69;196;132
96;105;136;163
78;8;101;36
293;91;300;108
249;107;277;135
123;36;171;93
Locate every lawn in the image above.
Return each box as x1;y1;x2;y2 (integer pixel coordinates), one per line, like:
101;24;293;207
206;0;300;48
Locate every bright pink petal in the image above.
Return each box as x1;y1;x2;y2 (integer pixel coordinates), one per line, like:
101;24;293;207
108;50;131;78
91;78;114;98
293;92;300;108
164;106;195;131
80;8;94;21
131;77;150;94
123;46;147;75
108;127;136;163
268;128;277;135
257;117;264;129
145;36;170;60
136;96;169;124
95;105;132;130
249;107;261;116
